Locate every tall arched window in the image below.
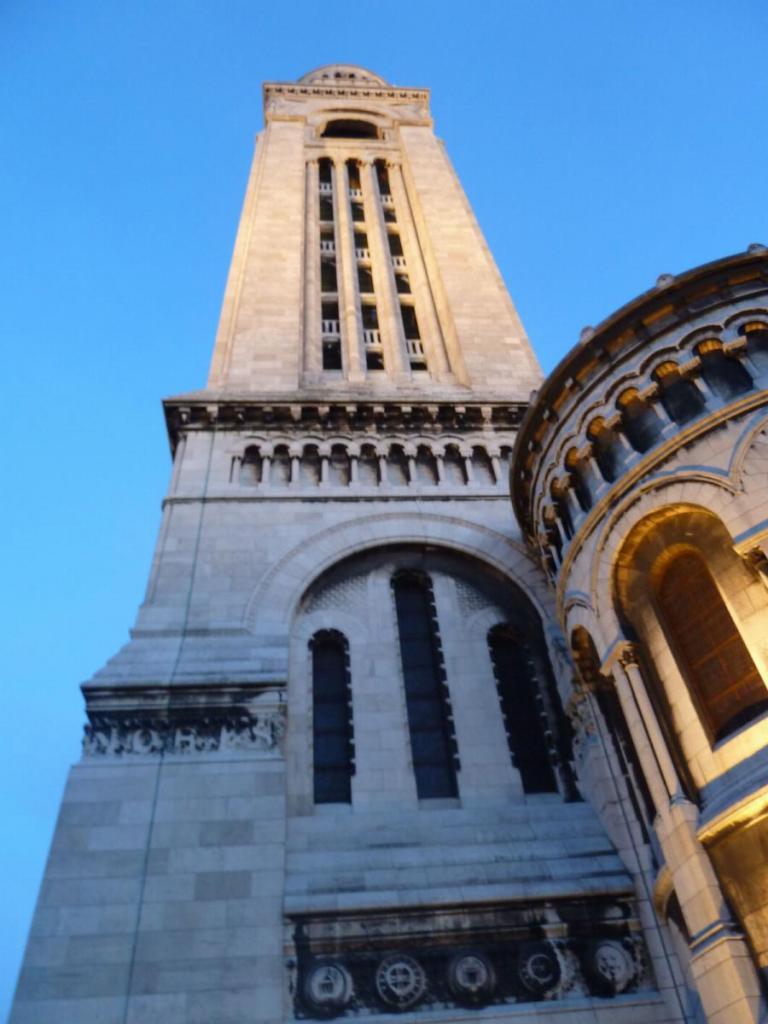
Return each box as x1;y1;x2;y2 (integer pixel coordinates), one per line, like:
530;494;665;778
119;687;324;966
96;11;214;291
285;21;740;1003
488;625;557;793
392;572;458;799
656;551;768;741
239;445;262;485
310;630;354;803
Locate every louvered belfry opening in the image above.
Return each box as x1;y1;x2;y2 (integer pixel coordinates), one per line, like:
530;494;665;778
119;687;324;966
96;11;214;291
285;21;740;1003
311;629;355;803
656;551;768;741
392;571;459;799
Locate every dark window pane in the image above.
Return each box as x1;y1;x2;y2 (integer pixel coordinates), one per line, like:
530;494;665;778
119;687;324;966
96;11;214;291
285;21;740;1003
321;260;337;292
659;376;705;424
489;626;557;793
322;341;342;371
700;351;752;400
393;573;458;799
312;631;354;803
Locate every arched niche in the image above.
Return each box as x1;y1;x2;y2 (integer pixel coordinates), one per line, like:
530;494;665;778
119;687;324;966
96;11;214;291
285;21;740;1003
614;505;768;748
321;118;380;139
287;543;574;810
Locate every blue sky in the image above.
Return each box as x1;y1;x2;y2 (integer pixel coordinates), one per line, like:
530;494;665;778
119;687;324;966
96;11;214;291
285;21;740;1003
2;0;767;1015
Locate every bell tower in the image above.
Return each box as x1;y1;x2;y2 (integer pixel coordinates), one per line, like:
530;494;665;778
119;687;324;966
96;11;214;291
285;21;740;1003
12;66;686;1023
208;63;540;396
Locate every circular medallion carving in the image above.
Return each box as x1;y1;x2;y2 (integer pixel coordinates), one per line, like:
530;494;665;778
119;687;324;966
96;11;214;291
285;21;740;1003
447;951;496;1004
584;939;636;995
375;954;427;1009
303;961;353;1016
516;941;562;996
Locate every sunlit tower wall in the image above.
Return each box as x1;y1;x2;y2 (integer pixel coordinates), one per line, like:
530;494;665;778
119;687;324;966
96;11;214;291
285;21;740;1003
513;247;768;1024
13;65;684;1023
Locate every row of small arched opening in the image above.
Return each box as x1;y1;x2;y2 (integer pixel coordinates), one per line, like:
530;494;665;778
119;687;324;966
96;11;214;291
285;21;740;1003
541;321;768;559
235;442;513;488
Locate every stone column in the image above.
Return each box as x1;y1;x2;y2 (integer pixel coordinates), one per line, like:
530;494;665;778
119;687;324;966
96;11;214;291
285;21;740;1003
564;485;582;524
359;158;409;378
583;446;606;492
388;160;451;378
544;509;567;554
613;646;766;1024
615;648;679;799
290;447;301;489
461;447;474;484
303;159;322;378
332;157;365;381
261;453;272;486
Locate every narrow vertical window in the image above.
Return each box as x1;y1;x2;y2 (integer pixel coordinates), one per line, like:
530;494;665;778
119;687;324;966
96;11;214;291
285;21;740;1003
392;572;458;799
488;625;557;793
655;551;768;741
238;445;262;486
362;303;384;370
318;158;340;373
311;630;354;804
400;304;426;369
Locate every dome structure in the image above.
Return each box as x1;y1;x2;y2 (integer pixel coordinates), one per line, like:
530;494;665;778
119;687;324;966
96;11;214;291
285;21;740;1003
297;63;388;86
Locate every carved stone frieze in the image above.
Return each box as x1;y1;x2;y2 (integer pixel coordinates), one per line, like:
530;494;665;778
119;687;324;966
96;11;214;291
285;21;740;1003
566;689;599;763
288;896;651;1018
81;684;286;758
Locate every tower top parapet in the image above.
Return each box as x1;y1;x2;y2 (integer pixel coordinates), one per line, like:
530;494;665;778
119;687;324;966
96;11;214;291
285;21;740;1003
263;64;429;115
298;64;388;86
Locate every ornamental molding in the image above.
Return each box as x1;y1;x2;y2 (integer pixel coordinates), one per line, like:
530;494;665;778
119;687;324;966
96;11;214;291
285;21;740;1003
81;684;285;759
289;896;650;1018
264;83;429;104
163;398;527;452
566;690;599;763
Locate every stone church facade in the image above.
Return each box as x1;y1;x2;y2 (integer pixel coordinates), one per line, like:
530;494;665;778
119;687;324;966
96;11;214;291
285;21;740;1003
10;65;768;1024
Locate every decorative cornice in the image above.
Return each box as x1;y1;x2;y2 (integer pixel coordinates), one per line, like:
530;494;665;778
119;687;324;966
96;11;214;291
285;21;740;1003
263;83;429;105
162;398;527;452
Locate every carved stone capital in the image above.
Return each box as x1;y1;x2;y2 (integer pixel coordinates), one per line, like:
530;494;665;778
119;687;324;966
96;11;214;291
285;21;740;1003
617;642;642;670
742;545;768;585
